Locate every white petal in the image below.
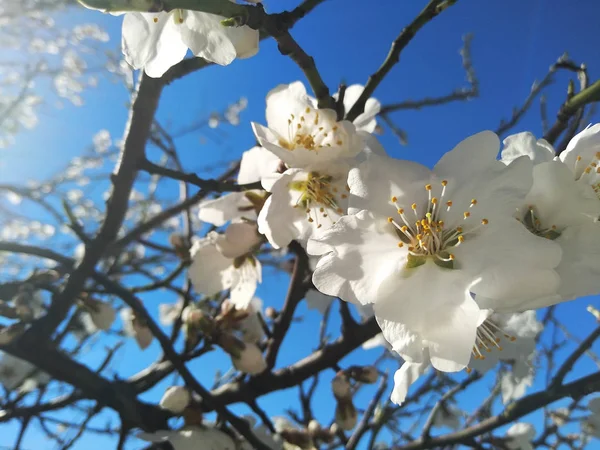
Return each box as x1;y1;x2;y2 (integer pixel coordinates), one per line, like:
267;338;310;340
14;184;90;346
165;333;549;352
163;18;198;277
433;130;500;180
139;15;189;78
265;82;311;137
501;132;555;165
390;361;429;405
237;146;281;184
560;123;600;179
309;210;402;305
197;192;257;227
229;258;261;309
348;152;431;216
121;13;161;71
188;237;233;296
215;221;261;258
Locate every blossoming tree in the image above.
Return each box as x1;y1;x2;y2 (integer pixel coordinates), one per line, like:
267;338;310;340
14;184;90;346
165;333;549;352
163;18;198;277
2;0;600;449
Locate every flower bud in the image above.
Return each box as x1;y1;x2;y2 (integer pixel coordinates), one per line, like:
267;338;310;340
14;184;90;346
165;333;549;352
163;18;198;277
265;306;278;319
160;386;191;414
279;429;312;449
335;399;357;431
170;234;190;261
329;423;339;435
182;305;214;335
307;419;321;436
349;365;378;384
331;372;352;400
86;299;116;331
231;342;267;375
218;333;246;358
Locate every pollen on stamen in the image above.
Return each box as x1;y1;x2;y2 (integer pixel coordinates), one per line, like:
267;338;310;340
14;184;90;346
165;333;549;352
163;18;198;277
431;197;438;205
464;211;471;219
465;367;472;374
337;140;343;145
341;194;348;199
153;17;159;23
411;203;417;210
398;242;404;248
470;199;477;207
398;208;404;214
425;184;432;191
448;254;455;260
441;180;448;186
577;155;582;161
387;217;394;223
585;167;592;174
305;107;310;113
446;201;453;207
391;196;398;202
481;218;489;225
458;235;465;242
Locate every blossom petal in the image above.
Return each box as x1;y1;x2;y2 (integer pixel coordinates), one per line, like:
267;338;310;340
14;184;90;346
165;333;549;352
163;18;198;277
390;360;429;405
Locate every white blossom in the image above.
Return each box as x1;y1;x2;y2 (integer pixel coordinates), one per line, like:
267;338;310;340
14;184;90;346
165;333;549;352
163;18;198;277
159;299;184;326
310;131;560;372
121;9;259;78
188;233;262;309
505;422;536;450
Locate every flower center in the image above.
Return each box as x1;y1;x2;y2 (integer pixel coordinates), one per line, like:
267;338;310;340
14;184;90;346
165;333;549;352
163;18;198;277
278;107;344;151
465;318;516;373
289;172;348;228
573;152;600;181
388;181;488;270
519;206;561;240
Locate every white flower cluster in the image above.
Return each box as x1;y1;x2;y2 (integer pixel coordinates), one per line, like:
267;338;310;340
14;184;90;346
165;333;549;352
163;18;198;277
189;81;600;404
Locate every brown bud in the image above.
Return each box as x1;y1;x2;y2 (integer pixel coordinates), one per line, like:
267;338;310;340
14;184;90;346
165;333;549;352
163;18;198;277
170;233;190;261
348;365;378;384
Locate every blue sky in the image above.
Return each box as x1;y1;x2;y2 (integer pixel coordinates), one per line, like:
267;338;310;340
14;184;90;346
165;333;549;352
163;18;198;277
2;0;600;448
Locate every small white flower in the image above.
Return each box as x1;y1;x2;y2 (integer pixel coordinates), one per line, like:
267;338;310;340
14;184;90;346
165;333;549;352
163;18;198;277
160;386;191;414
432;404;462;430
310;131;560;372
121;308;153;350
231;342;267;375
139;426;236;450
121;9;259;78
252;82;364;170
505;422;536;450
188;232;262;309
